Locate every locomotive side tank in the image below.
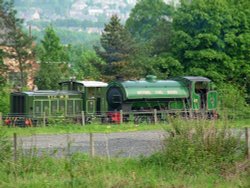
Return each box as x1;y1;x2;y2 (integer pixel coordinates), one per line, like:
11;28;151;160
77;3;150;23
106;75;190;111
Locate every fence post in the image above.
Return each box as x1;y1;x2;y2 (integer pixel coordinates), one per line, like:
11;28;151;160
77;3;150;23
246;127;250;160
81;111;85;126
13;133;17;162
120;110;123;124
154;109;157;124
43;112;46;127
89;133;95;157
0;112;2;126
189;109;193;118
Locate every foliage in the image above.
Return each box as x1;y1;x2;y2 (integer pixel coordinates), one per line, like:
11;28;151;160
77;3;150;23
124;0;182;79
95;15;137;80
0;49;8;86
0;121;248;187
1;123;165;137
2;118;250;137
217;83;250;119
142;118;246;175
0;128;11;162
126;0;173;43
67;45;104;80
0;0;35;90
0;85;10;114
35;26;70;90
172;0;250;94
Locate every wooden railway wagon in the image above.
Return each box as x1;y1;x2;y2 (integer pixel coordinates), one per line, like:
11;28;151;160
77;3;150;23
7;80;107;126
106;75;218;123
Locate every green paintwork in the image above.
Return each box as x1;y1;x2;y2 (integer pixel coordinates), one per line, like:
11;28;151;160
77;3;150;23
169;101;184;110
192;93;201;110
109;80;189;100
10;91;83;117
84;87;107;114
207;91;218;110
10;85;108;117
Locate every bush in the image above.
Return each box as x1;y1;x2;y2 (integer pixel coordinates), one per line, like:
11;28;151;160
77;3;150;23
217;83;250;120
142;118;245;175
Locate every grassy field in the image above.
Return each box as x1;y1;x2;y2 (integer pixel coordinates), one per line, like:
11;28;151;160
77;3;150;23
1;118;250;137
0;154;249;188
0;118;249;187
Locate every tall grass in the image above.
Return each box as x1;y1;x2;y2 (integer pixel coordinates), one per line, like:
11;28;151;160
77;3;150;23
141;117;247;175
0;118;249;187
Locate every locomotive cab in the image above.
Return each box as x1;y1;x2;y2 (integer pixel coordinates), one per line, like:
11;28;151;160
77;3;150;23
181;77;218;112
59;80;108;115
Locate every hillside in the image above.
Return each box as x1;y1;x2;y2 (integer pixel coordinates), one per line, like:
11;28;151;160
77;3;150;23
14;0;178;46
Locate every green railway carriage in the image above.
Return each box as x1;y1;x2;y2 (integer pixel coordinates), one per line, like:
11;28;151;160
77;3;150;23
10;90;83;118
9;80;108;125
106;75;218;120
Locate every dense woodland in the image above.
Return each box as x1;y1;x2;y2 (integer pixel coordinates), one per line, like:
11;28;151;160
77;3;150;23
0;0;249;115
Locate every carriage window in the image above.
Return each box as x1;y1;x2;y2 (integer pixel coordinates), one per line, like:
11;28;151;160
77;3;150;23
51;100;57;115
67;100;74;115
35;101;41;115
43;101;49;115
75;100;82;114
59;100;65;115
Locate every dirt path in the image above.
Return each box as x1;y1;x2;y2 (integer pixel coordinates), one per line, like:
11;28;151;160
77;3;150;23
17;131;166;158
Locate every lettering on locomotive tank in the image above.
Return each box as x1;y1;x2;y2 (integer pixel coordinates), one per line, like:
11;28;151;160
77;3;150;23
137;91;152;95
155;90;164;94
167;90;178;94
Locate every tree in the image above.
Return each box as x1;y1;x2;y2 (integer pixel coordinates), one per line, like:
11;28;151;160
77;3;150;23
67;44;104;80
124;0;182;79
0;49;10;114
0;0;35;90
125;0;173;44
95;15;137;80
172;0;250;92
0;49;7;86
35;26;70;89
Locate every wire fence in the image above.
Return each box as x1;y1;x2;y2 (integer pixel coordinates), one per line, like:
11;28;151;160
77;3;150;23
0;108;249;127
13;131;165;158
9;128;250;159
0;110;211;127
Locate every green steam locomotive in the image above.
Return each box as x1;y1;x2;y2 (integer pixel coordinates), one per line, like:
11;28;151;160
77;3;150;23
7;76;218;125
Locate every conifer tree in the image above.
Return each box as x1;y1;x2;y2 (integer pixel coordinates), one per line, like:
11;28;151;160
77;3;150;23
35;26;69;89
95;15;137;80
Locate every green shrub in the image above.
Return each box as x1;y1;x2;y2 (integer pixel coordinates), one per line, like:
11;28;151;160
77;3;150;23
217;83;250;120
142;118;245;175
